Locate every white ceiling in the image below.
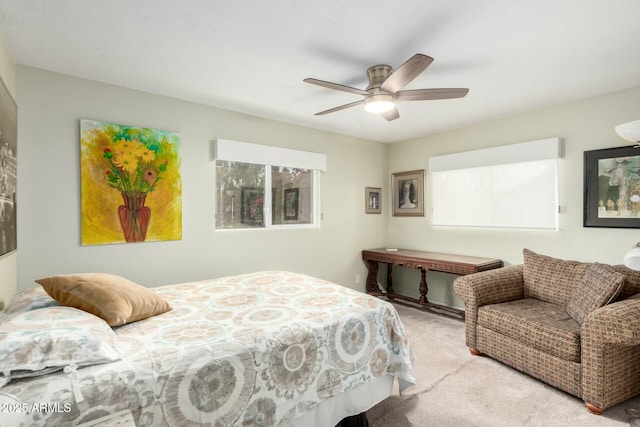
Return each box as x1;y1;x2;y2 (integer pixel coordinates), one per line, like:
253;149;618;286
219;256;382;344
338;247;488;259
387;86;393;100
0;1;639;143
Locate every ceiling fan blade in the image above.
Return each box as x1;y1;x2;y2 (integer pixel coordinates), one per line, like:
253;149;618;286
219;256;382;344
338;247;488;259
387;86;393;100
304;78;370;96
381;106;400;121
380;54;433;93
314;100;365;116
395;88;469;101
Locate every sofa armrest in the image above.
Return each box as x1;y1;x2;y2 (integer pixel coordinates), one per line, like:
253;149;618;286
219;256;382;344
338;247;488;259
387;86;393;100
453;264;525;307
453;265;524;350
583;294;640;345
581;294;640;410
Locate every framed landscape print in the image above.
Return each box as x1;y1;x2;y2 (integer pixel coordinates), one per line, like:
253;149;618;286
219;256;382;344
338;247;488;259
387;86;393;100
392;170;425;216
80;120;182;244
365;187;381;214
0;76;17;256
584;145;640;228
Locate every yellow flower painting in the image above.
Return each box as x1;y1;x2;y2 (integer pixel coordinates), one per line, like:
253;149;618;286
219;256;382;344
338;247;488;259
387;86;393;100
80;120;182;245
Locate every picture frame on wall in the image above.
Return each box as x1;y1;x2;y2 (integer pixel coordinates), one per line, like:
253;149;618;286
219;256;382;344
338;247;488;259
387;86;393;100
365;187;381;214
241;186;264;225
392;170;425;216
584;145;640;228
80;120;182;245
284;188;299;221
0;75;17;256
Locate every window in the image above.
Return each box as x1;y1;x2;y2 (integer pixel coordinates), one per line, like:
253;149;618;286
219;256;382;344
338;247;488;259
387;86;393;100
216;161;265;229
271;166;313;225
213;139;326;229
429;138;560;230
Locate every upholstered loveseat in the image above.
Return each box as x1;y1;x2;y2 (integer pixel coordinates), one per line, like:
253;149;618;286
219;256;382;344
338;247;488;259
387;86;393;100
453;249;640;414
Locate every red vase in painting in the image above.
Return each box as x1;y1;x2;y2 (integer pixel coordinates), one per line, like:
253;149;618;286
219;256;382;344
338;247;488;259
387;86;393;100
118;192;151;242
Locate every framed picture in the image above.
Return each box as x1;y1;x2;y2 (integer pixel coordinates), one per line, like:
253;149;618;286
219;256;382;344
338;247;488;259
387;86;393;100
241;187;264;225
80;120;182;244
392;170;425;216
584;145;640;228
365;187;381;214
0;75;17;256
284;188;299;220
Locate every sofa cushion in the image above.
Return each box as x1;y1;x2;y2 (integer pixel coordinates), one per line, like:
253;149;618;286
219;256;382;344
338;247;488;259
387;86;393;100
523;249;590;306
566;263;625;324
612;264;640;300
478;298;581;362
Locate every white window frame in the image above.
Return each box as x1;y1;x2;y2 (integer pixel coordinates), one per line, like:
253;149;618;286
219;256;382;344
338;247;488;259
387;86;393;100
429;137;560;230
213;139;326;230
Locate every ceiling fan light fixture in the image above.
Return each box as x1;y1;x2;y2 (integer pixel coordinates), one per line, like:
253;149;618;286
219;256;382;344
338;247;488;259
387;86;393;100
615;120;640;144
364;93;395;113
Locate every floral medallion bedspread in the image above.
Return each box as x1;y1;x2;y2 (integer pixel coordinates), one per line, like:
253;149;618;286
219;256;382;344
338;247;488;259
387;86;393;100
1;271;414;426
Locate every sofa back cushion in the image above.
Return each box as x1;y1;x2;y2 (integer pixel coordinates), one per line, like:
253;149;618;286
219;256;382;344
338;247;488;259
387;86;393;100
612;264;640;300
523;249;590;305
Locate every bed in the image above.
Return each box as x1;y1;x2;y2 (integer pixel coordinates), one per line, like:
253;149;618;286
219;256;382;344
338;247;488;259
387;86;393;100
0;270;414;426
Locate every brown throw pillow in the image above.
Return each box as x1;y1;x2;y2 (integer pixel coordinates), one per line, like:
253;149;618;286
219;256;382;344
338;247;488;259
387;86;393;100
566;263;625;324
36;273;171;326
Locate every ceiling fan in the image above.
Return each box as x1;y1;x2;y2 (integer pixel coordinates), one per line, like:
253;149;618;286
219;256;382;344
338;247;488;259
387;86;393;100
304;53;469;121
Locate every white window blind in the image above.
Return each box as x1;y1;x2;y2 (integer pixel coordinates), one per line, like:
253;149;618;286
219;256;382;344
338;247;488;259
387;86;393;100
429;138;560;230
213;139;327;171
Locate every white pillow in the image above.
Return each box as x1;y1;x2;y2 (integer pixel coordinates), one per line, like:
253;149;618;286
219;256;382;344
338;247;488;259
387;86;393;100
0;306;121;385
4;286;59;314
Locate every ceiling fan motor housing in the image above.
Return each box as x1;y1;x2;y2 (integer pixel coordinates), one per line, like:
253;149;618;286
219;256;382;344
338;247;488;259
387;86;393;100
366;65;393;90
364;65;395;112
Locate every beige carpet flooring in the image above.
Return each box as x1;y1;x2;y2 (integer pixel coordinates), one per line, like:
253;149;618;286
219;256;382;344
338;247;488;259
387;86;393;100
366;302;640;427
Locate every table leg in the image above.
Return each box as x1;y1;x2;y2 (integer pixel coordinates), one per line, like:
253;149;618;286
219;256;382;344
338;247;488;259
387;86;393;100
418;268;429;304
365;260;382;295
386;263;395;294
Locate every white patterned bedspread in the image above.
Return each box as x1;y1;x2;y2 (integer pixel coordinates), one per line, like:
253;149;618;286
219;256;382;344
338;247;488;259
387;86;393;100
1;271;414;426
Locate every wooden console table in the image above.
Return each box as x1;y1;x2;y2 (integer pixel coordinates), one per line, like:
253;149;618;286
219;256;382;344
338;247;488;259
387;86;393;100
362;248;503;318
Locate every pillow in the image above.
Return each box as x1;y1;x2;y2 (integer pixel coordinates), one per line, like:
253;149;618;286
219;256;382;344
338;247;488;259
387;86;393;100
0;306;120;384
4;286;59;314
523;248;590;305
36;273;172;326
566;263;625;324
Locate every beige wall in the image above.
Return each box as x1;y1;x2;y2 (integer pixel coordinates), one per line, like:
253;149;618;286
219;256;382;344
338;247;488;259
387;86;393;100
12;62;640;310
387;86;640;308
0;34;17;309
16;66;389;291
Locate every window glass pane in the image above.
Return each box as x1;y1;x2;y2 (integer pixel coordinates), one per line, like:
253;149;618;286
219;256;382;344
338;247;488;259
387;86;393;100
271;167;313;225
216;161;265;229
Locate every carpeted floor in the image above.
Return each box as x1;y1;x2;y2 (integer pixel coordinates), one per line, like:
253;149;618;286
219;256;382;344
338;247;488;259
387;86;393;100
366;302;640;427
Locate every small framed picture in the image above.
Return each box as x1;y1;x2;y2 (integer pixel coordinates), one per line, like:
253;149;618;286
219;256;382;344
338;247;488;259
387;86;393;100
241;187;264;225
584;145;640;228
392;170;425;216
365;187;381;214
284;188;299;220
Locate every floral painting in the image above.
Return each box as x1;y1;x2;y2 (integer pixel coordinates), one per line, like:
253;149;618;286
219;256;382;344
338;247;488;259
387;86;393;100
80;120;182;245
